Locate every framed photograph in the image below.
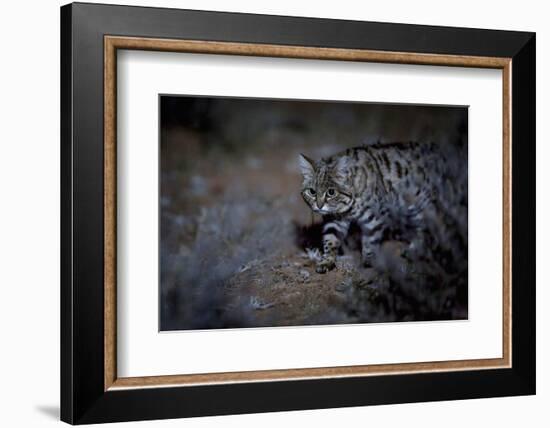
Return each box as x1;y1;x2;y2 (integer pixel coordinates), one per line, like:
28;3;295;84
60;2;535;424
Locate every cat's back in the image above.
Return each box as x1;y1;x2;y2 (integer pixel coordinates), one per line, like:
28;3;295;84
334;142;441;182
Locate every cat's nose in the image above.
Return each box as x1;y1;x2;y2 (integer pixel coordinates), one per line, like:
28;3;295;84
316;198;324;210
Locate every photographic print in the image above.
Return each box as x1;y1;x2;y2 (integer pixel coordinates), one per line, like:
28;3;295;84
160;95;468;331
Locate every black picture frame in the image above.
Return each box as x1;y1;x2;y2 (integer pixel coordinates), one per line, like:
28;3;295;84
61;2;535;424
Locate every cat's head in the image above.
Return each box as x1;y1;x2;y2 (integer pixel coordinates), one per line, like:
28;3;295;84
299;154;354;215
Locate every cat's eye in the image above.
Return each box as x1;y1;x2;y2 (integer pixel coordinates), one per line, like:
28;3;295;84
327;188;336;197
306;188;316;196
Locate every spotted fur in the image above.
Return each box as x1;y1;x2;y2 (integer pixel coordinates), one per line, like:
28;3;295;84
299;143;466;273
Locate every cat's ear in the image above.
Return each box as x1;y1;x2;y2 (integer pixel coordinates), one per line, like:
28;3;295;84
299;154;315;180
334;156;351;181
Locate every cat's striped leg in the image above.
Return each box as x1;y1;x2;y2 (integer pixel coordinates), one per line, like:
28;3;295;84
359;209;386;267
316;219;350;274
403;189;435;260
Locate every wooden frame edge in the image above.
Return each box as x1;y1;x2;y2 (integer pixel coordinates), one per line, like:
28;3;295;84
110;358;508;390
502;61;513;369
104;36;117;390
103;35;512;391
105;35;511;68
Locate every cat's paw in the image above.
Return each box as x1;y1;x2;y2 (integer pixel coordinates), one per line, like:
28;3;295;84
316;260;335;274
361;248;375;268
361;254;374;268
362;260;373;268
315;265;328;274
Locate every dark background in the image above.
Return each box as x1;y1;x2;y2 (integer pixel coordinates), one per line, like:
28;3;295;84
160;95;468;331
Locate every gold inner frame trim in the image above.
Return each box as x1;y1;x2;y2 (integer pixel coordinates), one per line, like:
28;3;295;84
104;35;512;391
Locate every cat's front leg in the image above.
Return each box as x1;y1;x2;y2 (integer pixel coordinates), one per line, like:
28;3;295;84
359;208;386;267
316;219;350;274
